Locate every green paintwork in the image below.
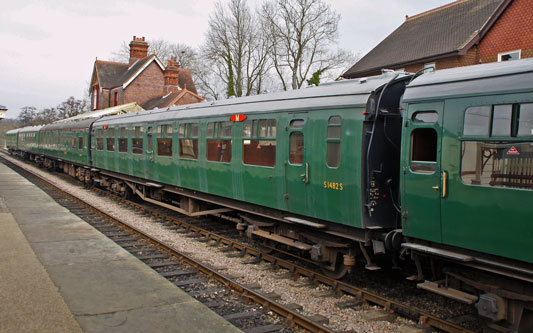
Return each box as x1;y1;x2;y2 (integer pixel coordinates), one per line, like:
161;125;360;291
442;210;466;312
92;107;366;229
401;102;444;243
6;131;18;150
402;93;533;264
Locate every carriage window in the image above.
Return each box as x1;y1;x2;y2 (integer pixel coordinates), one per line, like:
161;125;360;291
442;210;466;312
289;132;304;165
290;119;305;129
179;123;198;159
410;128;437;173
492;105;513;136
147;127;153;153
464;106;491;136
96;138;104;150
327;116;342;167
157;139;172;156
72;137;76;149
132;126;143;154
118;127;128;153
518;103;533;136
243;120;252;137
243;118;276;167
461;141;533;190
413;111;438;124
78;137;83;150
106;138;115;151
207;121;232;163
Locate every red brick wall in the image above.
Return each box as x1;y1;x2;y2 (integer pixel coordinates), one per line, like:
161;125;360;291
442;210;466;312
124;62;164;106
478;0;533;63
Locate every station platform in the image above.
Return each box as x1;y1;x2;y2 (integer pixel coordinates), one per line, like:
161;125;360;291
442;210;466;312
0;161;240;332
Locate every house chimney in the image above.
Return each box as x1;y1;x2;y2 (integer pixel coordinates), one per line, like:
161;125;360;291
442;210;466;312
163;58;180;94
129;36;148;65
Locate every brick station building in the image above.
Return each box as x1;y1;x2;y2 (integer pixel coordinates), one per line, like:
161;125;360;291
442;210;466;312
343;0;533;79
89;36;203;110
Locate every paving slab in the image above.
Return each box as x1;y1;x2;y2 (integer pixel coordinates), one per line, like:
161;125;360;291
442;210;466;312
0;212;82;332
0;160;240;333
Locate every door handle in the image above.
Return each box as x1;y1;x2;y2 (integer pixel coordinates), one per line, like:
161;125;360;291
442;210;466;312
441;171;447;199
432;185;440;190
300;162;309;184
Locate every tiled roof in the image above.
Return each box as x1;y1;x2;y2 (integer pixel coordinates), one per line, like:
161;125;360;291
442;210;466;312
93;55;164;89
93;61;129;88
343;0;508;78
141;89;203;110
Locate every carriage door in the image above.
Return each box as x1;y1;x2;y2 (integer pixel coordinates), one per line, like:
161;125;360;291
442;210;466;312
145;126;154;178
285;115;309;215
402;102;444;243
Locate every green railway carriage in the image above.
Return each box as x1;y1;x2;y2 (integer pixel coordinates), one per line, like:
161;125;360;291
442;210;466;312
39;118;93;167
17;126;43;157
92;73;408;237
5;129;19;152
401;59;533;265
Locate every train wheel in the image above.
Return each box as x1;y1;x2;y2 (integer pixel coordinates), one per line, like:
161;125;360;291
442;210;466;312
320;254;349;279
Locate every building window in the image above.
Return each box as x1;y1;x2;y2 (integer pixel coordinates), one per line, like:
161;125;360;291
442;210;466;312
423;62;436;73
207;121;232;163
498;50;521;62
114;92;118;106
179;123;199;159
242;119;276;167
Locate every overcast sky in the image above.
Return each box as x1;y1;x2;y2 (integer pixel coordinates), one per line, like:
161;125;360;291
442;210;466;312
0;0;452;118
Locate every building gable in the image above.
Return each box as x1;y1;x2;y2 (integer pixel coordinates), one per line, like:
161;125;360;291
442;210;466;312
343;0;509;78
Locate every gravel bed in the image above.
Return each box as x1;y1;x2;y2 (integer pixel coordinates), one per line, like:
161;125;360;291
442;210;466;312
5;155;445;332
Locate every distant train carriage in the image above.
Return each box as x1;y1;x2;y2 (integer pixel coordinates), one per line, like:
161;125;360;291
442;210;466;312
17;126;42;159
39;118;93;179
5;129;19;152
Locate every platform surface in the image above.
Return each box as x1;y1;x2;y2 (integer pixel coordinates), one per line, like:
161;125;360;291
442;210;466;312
0;160;240;332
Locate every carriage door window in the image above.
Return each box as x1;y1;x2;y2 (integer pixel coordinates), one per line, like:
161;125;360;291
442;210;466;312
410;128;437;173
146;127;153;153
289;119;304;165
326;116;342;167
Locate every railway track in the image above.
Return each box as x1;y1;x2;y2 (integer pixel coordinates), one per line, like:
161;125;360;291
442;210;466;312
1;152;477;333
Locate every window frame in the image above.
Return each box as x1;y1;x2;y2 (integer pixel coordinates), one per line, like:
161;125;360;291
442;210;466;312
178;122;199;160
326;115;342;168
498;49;521;62
206;121;232;163
242;118;277;167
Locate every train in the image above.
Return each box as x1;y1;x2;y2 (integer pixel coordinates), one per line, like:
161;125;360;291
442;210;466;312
6;59;533;332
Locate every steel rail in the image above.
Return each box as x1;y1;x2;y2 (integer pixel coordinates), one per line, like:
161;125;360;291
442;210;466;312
2;153;332;333
2;152;475;333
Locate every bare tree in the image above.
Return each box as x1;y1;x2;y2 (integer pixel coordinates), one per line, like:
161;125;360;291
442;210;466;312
17;106;37;126
34;107;59;124
262;0;344;90
203;0;270;98
56;97;88;119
